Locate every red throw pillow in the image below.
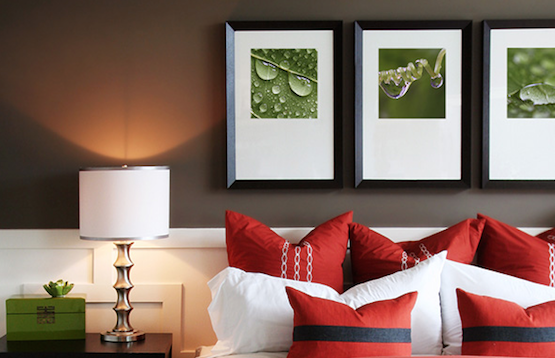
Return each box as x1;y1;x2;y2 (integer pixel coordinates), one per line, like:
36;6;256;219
286;287;417;358
457;288;555;357
349;218;484;283
477;213;555;287
226;211;352;293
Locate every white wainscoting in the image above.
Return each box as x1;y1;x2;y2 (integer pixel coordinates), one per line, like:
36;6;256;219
0;227;546;357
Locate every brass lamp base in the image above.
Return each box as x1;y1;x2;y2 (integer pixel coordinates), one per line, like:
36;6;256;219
101;242;145;343
101;329;145;342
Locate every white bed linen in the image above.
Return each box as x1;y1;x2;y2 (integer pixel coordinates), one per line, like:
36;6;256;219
196;346;287;358
207;252;446;357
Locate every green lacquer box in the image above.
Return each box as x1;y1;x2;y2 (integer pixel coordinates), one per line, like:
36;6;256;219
6;296;85;341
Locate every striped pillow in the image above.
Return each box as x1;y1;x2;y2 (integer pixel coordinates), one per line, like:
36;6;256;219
226;210;352;293
286;287;417;358
457;288;555;357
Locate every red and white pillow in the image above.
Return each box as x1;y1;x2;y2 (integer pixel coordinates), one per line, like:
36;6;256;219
457;288;555;357
286;287;417;358
477;213;555;287
349;218;484;283
226;210;352;293
440;259;555;355
207;252;447;357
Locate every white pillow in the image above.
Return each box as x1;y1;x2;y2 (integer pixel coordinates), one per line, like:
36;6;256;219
207;251;447;357
440;260;555;355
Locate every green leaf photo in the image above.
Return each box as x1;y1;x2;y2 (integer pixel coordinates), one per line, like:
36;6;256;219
251;48;318;119
507;48;555;118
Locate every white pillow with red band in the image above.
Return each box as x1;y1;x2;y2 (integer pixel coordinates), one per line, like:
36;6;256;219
206;252;447;357
349;218;484;283
440;259;555;355
226;210;352;293
477;213;555;287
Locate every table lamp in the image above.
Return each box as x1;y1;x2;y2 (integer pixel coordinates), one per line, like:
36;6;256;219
79;165;170;342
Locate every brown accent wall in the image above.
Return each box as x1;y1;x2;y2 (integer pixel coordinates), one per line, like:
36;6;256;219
1;0;555;229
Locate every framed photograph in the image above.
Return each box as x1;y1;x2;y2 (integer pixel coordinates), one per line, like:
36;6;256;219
226;21;343;189
483;20;555;188
354;20;472;188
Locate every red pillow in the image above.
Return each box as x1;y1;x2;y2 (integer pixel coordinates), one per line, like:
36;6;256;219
226;211;352;293
286;287;417;358
457;288;555;357
477;213;555;287
349;218;485;283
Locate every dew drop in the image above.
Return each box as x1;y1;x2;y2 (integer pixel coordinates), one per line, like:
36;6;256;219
279;96;286;103
253;80;260;88
379;81;411;99
274;103;282;112
430;74;444;89
280;60;290;70
272;85;281;94
288;72;313;97
253;92;263;103
259;103;268;113
255;60;279;80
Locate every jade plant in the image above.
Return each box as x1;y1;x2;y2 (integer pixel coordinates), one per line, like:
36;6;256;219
43;279;74;297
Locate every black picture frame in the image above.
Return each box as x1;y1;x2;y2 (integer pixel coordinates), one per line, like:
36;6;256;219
354;20;472;188
483;19;555;188
226;21;343;189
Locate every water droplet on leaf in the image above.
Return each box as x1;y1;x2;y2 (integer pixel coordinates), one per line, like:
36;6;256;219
253;92;263;103
288;73;313;97
255;60;279;80
520;83;555;105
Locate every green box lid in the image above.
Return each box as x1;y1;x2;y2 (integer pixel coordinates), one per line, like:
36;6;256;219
6;296;85;314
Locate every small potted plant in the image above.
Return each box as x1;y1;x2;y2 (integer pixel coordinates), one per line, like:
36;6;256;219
43;279;74;298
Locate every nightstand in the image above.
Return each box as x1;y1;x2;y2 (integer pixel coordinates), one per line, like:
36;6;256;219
0;333;172;357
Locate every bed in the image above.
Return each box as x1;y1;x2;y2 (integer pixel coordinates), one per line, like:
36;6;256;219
197;211;555;358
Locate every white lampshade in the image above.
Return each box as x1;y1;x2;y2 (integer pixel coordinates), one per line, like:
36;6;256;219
79;166;170;241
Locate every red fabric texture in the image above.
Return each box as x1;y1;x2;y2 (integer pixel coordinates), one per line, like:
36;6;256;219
477;214;555;286
349;218;485;283
226;211;352;293
457;289;555;357
286;287;417;358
